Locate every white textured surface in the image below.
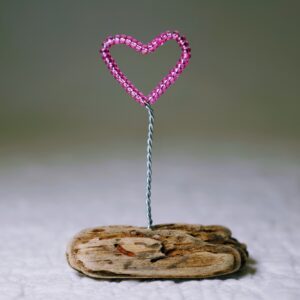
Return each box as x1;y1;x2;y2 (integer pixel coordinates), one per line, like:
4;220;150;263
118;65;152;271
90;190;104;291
0;144;300;300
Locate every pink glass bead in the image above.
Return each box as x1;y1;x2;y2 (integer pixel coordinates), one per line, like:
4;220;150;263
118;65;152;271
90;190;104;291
100;30;191;105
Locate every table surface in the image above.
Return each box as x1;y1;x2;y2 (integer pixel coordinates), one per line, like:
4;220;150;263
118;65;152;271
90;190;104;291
1;140;300;300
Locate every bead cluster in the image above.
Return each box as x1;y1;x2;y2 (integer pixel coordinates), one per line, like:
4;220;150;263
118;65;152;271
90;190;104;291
100;30;191;105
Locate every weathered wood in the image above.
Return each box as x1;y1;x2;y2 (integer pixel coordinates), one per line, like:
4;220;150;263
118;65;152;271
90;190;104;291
66;224;248;279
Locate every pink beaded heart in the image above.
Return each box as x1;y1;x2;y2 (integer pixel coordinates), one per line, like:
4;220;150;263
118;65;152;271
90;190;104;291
100;30;191;105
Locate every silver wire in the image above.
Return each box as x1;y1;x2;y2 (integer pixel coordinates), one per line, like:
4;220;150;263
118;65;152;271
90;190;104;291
145;103;154;229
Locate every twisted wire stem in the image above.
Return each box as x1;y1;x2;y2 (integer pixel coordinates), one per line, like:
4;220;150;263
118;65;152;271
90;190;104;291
145;103;154;229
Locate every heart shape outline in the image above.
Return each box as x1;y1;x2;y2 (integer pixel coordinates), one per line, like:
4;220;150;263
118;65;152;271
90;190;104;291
100;30;191;105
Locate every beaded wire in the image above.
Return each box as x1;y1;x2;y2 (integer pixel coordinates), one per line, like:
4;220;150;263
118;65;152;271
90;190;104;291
100;30;191;106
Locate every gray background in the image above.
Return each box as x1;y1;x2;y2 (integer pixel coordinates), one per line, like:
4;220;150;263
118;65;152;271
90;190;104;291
1;1;299;152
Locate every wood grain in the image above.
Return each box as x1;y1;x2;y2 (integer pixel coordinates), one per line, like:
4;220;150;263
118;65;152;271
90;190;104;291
66;224;248;279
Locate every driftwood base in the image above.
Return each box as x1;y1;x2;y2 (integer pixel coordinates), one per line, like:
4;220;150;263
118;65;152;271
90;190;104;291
66;224;248;279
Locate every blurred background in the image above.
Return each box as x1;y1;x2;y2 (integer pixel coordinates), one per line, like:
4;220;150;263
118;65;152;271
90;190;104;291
1;0;300;224
1;0;299;154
